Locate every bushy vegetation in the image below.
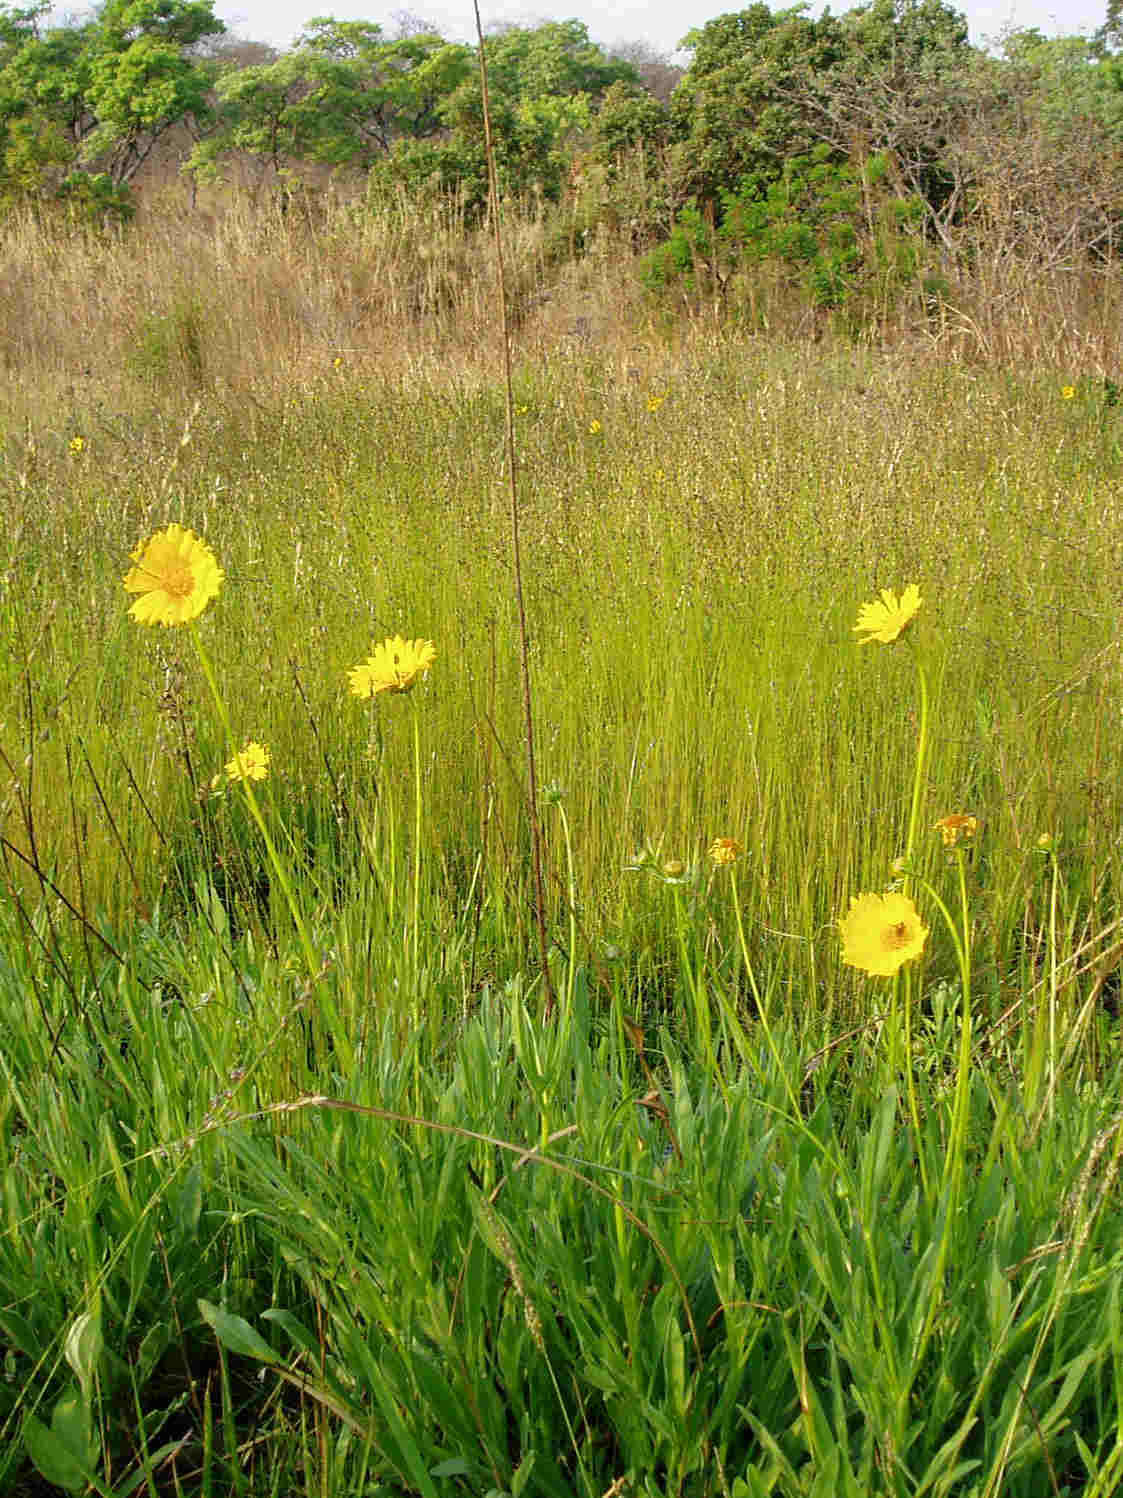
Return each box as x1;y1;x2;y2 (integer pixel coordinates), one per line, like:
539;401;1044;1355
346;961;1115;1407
3;4;1123;1496
2;0;1122;321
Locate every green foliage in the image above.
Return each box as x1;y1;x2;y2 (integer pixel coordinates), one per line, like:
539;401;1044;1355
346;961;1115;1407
588;78;669;167
0;0;222;212
189;21;473;185
0;105;72;206
55;166;135;223
669;0;972;242
1001;28;1123;142
128;294;207;380
670;4;849;206
641;147;925;319
370;20;639;212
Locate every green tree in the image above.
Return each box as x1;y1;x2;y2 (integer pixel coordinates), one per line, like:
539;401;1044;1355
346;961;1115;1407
590;79;669;165
670;4;848;207
670;0;973;235
0;0;223;206
188;19;473;187
374;20;639;210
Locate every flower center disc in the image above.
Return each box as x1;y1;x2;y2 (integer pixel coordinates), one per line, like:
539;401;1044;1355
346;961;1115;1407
163;563;194;601
882;921;910;951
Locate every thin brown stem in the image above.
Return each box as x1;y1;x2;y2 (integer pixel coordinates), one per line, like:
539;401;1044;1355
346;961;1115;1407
472;2;555;1016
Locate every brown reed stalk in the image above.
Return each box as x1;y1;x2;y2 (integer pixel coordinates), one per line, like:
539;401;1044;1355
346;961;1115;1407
471;1;555;1016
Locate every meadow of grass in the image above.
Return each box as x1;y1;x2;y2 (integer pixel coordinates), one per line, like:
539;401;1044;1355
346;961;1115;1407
1;194;1122;1497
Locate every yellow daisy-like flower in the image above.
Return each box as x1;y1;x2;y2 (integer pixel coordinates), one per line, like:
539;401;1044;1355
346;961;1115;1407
935;813;978;848
646;395;665;414
123;524;224;627
853;584;922;645
214;741;271;788
840;891;928;977
588;419;602;435
69;435;85;454
1061;385;1075;400
708;836;743;866
347;636;436;698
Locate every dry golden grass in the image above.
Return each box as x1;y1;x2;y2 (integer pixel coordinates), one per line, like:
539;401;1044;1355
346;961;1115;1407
3;175;1121;443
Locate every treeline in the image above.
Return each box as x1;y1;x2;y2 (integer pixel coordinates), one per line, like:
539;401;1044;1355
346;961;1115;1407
2;0;1122;317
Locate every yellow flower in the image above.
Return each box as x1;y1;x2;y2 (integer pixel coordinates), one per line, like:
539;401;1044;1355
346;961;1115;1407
708;836;743;866
840;892;928;977
348;636;436;698
69;435;85;454
224;741;270;783
123;524;224;627
935;813;978;848
646;395;665;413
588;419;602;435
654;468;665;482
1061;385;1076;400
333;356;344;369
853;584;922;645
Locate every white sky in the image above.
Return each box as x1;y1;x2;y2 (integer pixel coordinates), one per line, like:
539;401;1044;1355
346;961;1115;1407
213;0;1104;58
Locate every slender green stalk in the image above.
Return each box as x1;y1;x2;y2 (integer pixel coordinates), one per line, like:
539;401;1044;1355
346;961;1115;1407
672;883;717;1085
903;646;931;878
729;866;801;1121
911;869;972;1192
411;699;423;986
905;856;975;1390
1026;842;1058;1119
188;621;353;1074
1047;839;1059;1115
553;796;579;1035
896;646;932;1198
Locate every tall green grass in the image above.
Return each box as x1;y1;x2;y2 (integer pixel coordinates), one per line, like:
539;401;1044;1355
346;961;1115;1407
1;326;1122;1494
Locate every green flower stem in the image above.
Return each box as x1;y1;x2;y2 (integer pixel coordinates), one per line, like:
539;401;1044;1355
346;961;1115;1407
554;799;578;1036
896;646;932;1202
912;868;973;1195
722;862;901;1401
1026;843;1060;1122
1047;842;1059;1117
189;622;354;1075
904;856;976;1393
671;882;729;1104
903;647;931;880
411;699;423;988
900;966;930;1203
729;867;801;1122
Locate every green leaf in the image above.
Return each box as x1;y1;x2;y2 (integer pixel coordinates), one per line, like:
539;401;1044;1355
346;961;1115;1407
174;1163;202;1239
24;1413;88;1493
53;1389;99;1471
23;1389;99;1493
126;1212;157;1324
198;1300;278;1364
137;1322;171;1384
511;1452;536;1497
0;1310;41;1362
114;1439;192;1498
262;1308;320;1360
